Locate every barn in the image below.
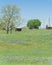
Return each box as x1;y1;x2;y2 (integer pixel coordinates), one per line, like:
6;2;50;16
46;25;52;29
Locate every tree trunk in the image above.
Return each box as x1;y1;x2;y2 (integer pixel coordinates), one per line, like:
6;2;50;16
10;25;13;34
6;26;9;34
6;22;9;34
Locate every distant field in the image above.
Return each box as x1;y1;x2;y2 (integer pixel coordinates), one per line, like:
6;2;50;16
0;29;52;65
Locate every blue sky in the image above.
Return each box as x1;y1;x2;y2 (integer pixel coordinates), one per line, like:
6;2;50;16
0;0;52;28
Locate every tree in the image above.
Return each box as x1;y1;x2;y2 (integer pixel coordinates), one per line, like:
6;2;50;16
27;19;41;29
1;4;20;34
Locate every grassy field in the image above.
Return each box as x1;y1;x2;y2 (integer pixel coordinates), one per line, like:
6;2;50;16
0;29;52;65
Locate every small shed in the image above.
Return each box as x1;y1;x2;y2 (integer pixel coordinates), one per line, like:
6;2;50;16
15;26;22;31
15;28;22;31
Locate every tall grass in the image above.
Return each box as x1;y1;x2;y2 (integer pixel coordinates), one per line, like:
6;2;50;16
0;29;52;65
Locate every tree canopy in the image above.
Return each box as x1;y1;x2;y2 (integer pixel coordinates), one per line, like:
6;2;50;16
27;19;41;29
0;4;20;34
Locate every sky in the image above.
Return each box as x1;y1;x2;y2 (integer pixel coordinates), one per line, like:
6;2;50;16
0;0;52;28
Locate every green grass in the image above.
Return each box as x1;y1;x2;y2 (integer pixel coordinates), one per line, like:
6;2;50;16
0;29;52;65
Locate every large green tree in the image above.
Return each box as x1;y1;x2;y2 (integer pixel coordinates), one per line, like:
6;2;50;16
1;4;20;34
27;19;41;29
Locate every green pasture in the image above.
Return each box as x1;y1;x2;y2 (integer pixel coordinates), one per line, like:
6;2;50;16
0;29;52;65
